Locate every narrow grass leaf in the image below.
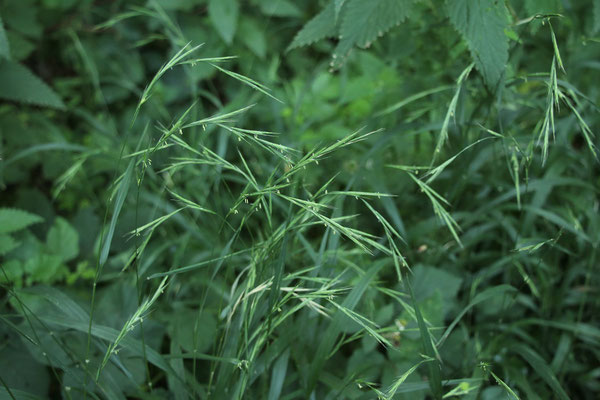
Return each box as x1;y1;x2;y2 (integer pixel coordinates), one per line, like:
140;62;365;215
511;344;570;400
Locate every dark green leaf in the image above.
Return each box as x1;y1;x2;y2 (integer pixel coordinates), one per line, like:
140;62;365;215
259;0;302;17
447;0;509;88
46;217;79;262
0;17;10;59
333;0;415;63
511;344;570;400
288;1;337;50
209;0;239;44
0;208;43;235
0;60;65;109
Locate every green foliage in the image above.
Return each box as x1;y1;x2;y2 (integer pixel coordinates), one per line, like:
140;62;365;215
0;60;65;109
209;0;240;44
0;0;599;399
0;208;42;234
334;0;415;62
525;0;563;15
288;1;337;50
0;17;9;59
46;217;79;262
447;0;509;88
0;234;17;255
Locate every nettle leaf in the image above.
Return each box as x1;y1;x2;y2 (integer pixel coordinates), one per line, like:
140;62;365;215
334;0;346;20
24;253;67;285
0;59;65;109
46;217;79;262
332;0;416;66
288;1;337;50
0;17;10;59
209;0;239;45
0;208;43;235
447;0;509;89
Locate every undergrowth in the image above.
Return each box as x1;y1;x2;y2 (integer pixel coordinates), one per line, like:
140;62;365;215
0;1;599;399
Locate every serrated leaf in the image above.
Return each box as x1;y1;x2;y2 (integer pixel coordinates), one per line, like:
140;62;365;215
0;17;10;59
332;0;415;64
447;0;509;89
0;60;65;109
288;1;337;50
209;0;239;44
24;253;66;285
334;0;346;20
0;208;43;234
46;217;79;262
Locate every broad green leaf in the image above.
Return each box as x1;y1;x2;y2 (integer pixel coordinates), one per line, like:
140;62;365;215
0;344;50;398
0;260;23;285
595;0;600;33
524;0;562;15
334;0;346;20
447;0;509;88
0;208;43;234
23;253;66;285
5;31;34;61
288;1;337;50
0;17;10;59
0;387;44;400
240;18;267;59
1;0;43;39
209;0;239;44
167;309;216;353
0;234;18;255
0;60;65;109
437;285;516;347
333;0;415;63
46;217;79;262
259;0;302;17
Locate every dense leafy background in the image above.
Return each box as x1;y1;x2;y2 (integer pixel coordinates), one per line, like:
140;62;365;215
0;0;599;399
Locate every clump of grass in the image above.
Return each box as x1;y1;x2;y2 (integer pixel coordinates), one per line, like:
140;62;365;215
1;3;599;400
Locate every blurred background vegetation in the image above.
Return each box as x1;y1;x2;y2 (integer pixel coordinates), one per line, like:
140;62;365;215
0;0;599;399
